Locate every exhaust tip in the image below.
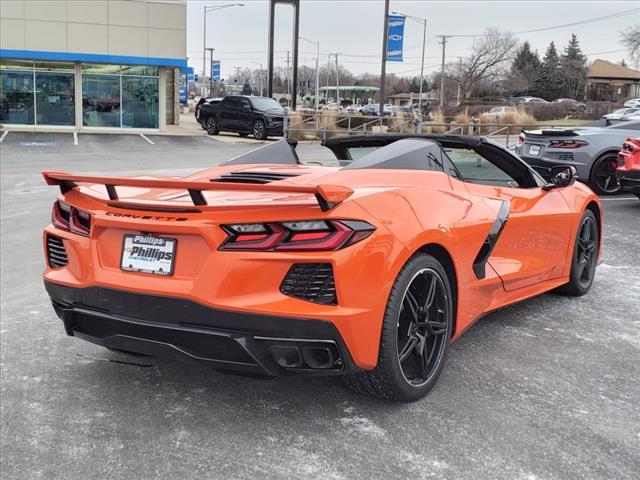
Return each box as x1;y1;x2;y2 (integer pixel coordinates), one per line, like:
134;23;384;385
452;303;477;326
271;345;303;368
301;346;334;369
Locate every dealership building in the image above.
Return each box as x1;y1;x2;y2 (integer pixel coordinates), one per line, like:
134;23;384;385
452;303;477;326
0;0;187;132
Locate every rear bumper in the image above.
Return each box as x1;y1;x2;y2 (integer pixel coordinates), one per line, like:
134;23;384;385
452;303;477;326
617;169;640;195
45;281;358;377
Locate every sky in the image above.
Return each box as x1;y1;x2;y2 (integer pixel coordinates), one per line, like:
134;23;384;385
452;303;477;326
186;0;640;80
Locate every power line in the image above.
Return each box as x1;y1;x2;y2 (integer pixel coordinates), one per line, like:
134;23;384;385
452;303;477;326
442;7;639;38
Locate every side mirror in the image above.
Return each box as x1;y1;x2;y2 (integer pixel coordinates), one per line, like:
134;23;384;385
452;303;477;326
543;165;578;190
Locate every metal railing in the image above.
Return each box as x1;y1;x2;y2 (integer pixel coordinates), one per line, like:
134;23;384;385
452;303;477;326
283;114;586;149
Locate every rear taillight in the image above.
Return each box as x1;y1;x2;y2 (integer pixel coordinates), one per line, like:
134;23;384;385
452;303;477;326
518;133;525;144
220;220;375;251
51;201;91;237
548;139;587;149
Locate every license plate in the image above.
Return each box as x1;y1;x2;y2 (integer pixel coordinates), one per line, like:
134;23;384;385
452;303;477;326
529;145;541;156
121;234;176;276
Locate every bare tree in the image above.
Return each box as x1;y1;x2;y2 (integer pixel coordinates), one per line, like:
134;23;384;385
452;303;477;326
621;24;640;68
453;29;518;101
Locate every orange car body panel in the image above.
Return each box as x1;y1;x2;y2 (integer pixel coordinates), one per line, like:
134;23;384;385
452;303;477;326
42;162;601;370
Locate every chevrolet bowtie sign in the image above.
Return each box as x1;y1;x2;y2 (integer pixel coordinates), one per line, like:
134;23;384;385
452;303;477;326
386;15;405;62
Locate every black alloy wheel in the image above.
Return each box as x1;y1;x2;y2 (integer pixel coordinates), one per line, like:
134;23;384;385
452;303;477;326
345;253;453;401
253;120;267;140
396;268;449;387
205;117;218;135
575;214;598;290
556;209;599;296
590;154;621;195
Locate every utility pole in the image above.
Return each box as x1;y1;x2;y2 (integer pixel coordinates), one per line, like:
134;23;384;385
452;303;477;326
206;47;215;97
286;50;290;100
379;0;390;116
299;36;320;112
327;53;332;95
335;53;340;108
438;35;451;108
456;56;463;106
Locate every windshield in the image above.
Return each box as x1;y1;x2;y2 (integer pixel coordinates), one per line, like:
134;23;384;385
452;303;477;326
250;97;283;111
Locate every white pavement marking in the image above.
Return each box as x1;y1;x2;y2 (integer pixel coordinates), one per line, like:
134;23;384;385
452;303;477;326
73;132;78;146
140;134;154;145
0;130;8;144
600;197;636;201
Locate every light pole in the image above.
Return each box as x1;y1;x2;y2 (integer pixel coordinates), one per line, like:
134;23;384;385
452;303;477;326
392;11;427;120
299;36;320;113
203;3;243;94
206;47;215;97
249;61;263;96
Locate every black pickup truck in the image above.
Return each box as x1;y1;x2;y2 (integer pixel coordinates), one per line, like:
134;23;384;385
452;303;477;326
198;95;285;140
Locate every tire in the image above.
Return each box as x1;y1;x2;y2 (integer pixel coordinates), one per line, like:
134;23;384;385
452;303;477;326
345;253;453;401
205;116;219;135
589;153;621;195
252;120;267;140
556;210;599;296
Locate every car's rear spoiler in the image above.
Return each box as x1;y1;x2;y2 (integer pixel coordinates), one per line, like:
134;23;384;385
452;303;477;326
42;171;353;212
521;128;579;137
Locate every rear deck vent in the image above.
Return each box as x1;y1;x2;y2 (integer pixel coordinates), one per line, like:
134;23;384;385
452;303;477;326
280;263;337;305
213;171;301;184
46;235;68;268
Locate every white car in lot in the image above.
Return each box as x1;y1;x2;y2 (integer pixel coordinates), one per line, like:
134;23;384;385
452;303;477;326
484;106;517;121
623;98;640;108
602;107;640;122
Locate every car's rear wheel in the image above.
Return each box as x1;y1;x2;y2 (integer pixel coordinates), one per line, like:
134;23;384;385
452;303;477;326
589;153;621;195
345;253;453;401
205;117;219;135
556;209;598;296
253;120;267;140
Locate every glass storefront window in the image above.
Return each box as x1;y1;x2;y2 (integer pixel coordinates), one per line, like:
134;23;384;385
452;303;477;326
82;64;121;74
0;68;35;125
36;72;75;125
1;59;34;71
121;65;159;77
35;61;75;72
0;60;162;129
122;77;159;128
82;74;121;127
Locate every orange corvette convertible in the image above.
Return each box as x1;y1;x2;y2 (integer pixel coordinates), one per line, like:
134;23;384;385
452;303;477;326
42;136;602;401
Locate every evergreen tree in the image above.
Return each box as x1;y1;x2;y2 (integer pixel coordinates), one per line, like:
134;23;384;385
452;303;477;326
241;79;252;95
560;34;587;99
510;42;542;95
539;42;562;100
409;77;420;93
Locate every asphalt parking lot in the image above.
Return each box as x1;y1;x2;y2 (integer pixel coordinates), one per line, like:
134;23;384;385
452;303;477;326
1;132;639;480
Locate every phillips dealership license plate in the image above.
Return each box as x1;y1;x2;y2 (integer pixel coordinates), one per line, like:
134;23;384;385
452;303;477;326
528;145;541;156
121;234;176;276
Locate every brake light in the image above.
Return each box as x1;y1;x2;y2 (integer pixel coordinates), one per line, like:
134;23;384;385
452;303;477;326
51;201;91;237
548;140;587;149
518;133;525;144
220;220;375;251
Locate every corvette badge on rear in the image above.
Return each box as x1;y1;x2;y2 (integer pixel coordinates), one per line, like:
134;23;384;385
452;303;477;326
121;234;176;276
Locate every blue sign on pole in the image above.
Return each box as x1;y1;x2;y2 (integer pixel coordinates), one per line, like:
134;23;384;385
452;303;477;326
211;60;221;81
386;15;405;62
